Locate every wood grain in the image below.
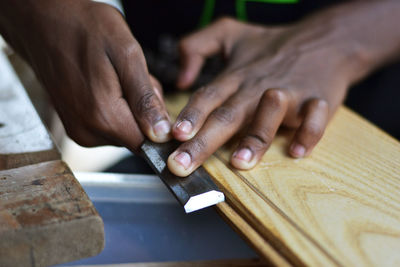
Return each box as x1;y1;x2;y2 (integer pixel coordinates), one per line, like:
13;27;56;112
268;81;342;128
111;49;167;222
0;160;104;266
216;202;291;267
165;92;400;267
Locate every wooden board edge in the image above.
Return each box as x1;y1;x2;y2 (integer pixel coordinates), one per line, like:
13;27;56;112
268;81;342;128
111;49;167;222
0;215;104;266
216;201;292;267
0;149;60;171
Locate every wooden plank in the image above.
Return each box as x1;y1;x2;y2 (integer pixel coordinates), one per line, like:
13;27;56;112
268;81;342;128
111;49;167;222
165;92;400;267
0;160;104;266
216;202;291;267
0;51;59;170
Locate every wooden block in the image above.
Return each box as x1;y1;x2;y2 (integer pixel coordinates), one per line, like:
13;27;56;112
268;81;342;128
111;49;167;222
165;92;400;267
0;160;104;266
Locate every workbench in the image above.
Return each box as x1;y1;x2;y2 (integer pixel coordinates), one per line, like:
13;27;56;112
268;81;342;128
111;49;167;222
1;47;400;266
0;50;104;266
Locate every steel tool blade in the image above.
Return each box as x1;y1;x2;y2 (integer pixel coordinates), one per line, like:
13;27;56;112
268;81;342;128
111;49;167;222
141;140;225;213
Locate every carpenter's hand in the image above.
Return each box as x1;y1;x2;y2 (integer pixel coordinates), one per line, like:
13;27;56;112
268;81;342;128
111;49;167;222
1;0;170;150
168;17;360;176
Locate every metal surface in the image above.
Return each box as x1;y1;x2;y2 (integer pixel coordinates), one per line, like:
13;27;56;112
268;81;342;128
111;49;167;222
141;140;225;213
58;172;256;265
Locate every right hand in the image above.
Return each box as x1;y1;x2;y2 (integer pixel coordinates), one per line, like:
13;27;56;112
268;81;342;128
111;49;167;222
0;0;171;151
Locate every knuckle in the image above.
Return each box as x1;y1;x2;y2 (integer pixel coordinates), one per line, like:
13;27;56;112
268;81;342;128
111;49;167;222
185;136;208;155
305;98;329;115
210;106;235;125
179;107;201;125
191;85;221;102
122;42;142;59
303;123;323;140
315;99;329;110
246;130;272;150
134;89;161;120
263;89;287;108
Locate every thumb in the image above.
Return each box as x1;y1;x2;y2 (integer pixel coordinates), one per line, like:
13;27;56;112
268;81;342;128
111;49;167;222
177;17;239;89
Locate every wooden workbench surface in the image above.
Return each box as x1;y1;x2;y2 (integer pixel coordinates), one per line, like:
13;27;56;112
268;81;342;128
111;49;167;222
166;93;400;267
0;52;104;267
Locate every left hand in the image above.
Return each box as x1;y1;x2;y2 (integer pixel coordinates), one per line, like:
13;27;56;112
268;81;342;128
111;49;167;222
167;17;362;177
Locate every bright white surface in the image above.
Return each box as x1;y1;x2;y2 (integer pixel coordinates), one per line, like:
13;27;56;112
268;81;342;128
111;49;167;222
184;190;225;213
92;0;124;14
0;47;54;154
61;136;130;172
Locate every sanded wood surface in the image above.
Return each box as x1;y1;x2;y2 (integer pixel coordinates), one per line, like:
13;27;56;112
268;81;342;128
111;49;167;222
0;51;59;170
165;92;400;267
0;51;104;266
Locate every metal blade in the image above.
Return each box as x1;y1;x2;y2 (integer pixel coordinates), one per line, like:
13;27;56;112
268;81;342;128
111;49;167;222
141;139;225;213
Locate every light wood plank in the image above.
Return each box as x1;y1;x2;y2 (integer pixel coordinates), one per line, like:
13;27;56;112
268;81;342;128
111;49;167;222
216;202;291;267
165;92;400;267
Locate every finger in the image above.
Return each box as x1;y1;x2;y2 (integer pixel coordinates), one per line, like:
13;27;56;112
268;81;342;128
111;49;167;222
107;37;171;143
289;99;329;158
231;89;288;170
177;17;240;89
79;51;146;151
168;88;254;177
172;74;242;141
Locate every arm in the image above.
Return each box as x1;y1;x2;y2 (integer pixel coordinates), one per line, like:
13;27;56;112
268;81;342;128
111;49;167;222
0;0;171;151
168;0;400;176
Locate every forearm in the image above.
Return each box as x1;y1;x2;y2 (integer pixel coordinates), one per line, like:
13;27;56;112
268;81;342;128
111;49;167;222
299;0;400;84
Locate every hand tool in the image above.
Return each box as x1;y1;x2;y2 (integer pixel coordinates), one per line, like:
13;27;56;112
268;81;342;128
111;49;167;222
141;139;225;213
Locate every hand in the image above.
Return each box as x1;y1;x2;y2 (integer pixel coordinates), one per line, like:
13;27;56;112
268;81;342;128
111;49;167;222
168;17;363;176
0;0;171;151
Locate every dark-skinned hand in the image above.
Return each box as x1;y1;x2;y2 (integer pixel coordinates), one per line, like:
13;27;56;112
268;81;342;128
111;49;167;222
167;0;400;177
0;0;171;151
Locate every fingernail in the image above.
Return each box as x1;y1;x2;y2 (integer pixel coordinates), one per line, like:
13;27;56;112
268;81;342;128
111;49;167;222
291;144;305;157
233;148;252;163
153;120;171;138
176;120;192;134
174;152;191;169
